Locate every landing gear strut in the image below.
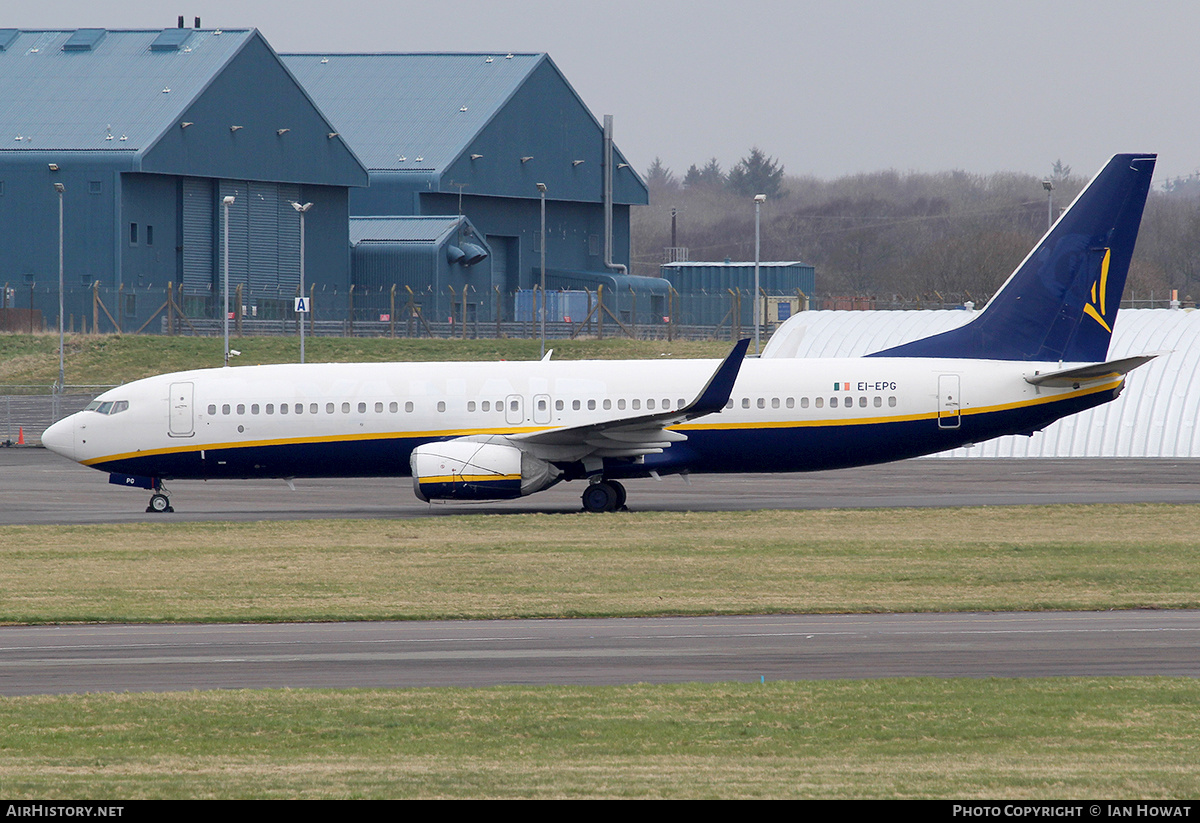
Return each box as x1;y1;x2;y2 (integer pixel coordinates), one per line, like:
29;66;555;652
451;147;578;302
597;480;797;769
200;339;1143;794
581;479;626;513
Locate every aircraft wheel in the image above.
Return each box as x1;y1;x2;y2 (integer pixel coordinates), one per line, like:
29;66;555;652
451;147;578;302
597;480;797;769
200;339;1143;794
147;493;171;513
609;480;627;510
581;481;619;513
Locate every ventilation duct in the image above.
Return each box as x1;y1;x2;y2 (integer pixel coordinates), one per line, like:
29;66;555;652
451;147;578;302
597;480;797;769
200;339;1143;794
459;243;488;266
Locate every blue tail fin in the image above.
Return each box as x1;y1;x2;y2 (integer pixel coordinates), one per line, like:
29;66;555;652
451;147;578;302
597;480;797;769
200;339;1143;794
870;153;1156;362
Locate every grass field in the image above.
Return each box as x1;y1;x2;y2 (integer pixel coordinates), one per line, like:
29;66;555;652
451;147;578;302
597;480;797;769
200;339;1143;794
1;505;1197;623
2;678;1198;799
0;333;732;387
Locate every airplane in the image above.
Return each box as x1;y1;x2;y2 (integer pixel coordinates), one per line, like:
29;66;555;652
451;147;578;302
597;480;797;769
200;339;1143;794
42;153;1158;514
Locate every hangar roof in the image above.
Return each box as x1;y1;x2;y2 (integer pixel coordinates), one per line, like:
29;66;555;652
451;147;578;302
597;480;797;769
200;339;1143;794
283;52;544;173
0;28;254;152
0;27;367;187
282;52;648;204
350;216;467;245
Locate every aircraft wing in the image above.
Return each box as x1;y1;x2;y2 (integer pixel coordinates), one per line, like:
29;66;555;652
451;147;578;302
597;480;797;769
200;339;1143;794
1023;353;1161;387
507;338;750;461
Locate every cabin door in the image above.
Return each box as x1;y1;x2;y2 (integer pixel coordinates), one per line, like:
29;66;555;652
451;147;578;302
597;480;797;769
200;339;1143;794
937;374;961;429
168;382;195;437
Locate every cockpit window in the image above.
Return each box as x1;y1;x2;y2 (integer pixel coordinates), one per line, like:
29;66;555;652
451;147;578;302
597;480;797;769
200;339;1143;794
86;400;129;415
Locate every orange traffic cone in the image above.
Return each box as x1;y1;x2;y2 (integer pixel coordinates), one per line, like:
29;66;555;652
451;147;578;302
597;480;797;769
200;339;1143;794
17;427;24;445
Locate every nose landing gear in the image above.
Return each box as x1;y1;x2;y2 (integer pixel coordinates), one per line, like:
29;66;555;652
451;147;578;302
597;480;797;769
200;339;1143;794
146;484;174;513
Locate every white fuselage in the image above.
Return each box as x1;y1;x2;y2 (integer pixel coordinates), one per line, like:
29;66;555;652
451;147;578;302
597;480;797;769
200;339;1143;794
43;356;1120;487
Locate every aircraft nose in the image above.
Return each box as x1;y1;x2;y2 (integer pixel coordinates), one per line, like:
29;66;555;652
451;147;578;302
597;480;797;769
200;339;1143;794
42;415;76;462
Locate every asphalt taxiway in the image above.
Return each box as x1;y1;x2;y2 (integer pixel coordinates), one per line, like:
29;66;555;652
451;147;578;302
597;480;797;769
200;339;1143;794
3;448;1199;524
1;611;1197;696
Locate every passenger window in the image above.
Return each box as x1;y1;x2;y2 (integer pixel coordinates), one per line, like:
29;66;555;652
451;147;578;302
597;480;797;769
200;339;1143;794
310;403;318;414
251;404;259;415
632;399;640;410
618;399;627;410
557;400;565;411
358;402;367;414
786;398;794;409
341;402;350;413
603;399;611;410
741;398;750;409
572;400;581;411
757;398;765;409
390;402;398;413
830;397;838;408
771;398;780;409
800;397;808;408
468;401;477;412
648;399;656;410
889;396;897;407
538;399;547;411
326;403;335;414
295;403;303;414
859;397;867;407
873;396;881;407
375;402;383;413
815;397;823;408
405;401;414;413
438;401;446;412
280;404;288;415
208;404;217;415
222;404;231;415
482;401;490;412
588;399;596;410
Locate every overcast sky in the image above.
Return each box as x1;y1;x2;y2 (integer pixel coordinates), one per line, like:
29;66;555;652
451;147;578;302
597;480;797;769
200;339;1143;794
16;0;1200;184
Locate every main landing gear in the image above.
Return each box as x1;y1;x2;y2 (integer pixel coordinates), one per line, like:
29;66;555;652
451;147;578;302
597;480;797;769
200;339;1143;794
581;479;626;513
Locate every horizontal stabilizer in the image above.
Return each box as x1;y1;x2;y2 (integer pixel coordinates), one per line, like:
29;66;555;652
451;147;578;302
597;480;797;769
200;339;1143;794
1024;353;1161;387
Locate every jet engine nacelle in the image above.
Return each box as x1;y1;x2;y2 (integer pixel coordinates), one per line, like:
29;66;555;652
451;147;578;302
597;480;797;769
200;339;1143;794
410;440;561;502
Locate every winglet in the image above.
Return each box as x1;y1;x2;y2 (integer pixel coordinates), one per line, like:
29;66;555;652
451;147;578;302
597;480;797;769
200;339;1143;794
684;338;750;418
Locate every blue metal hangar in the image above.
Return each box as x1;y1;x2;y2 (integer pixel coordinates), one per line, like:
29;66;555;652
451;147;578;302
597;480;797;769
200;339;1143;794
282;52;650;322
0;26;367;322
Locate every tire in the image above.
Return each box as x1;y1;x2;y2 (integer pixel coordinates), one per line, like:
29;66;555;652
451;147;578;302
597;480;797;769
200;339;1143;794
581;482;618;513
148;493;170;513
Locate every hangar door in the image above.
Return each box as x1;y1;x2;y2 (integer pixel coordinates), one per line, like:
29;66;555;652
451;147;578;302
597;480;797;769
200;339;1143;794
180;179;301;295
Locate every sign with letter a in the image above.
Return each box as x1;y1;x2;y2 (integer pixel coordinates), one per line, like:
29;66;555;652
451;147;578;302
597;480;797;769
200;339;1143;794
295;297;310;314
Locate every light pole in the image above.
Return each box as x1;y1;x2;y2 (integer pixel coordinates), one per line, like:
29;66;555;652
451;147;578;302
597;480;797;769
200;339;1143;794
537;182;547;359
1042;179;1054;231
290;201;313;364
222;195;235;367
54;181;65;391
753;194;766;355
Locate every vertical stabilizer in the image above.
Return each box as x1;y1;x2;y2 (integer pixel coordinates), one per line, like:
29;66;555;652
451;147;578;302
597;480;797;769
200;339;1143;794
870;153;1156;362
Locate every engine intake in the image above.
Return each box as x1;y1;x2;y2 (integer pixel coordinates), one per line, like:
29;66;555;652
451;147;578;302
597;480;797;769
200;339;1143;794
410;440;560;501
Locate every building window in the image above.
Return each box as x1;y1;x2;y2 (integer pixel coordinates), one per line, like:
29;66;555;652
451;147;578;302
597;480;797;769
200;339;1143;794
146;225;154;246
89;180;102;195
129;223;138;245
